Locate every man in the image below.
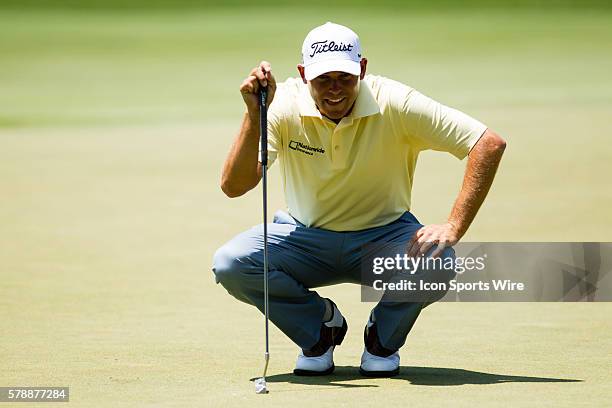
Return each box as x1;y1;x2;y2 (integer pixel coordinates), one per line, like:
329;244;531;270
213;22;506;377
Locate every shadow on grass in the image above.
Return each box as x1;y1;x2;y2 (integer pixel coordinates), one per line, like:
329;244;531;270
251;366;582;388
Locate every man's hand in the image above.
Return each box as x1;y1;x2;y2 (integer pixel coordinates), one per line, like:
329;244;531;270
240;61;277;116
407;223;461;259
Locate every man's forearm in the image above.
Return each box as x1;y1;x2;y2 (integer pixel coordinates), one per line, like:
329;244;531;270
220;112;263;197
448;129;507;238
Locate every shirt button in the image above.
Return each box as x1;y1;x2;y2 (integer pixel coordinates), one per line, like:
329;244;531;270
334;145;340;151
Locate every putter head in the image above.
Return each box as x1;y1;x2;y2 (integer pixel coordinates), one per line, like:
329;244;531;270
254;377;269;394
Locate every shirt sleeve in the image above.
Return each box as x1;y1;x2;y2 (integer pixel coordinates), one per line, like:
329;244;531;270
400;89;487;159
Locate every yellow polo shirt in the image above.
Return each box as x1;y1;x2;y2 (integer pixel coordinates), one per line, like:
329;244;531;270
262;74;487;232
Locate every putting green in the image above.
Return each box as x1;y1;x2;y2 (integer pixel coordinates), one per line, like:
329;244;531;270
1;7;611;407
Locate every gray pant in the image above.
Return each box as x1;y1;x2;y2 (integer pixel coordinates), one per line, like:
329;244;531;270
212;210;455;351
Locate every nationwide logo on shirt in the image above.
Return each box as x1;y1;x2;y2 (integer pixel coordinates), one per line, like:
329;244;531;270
289;140;325;156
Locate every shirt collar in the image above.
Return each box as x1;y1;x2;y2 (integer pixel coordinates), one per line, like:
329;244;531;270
298;77;380;120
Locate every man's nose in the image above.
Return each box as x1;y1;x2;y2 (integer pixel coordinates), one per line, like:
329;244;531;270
329;80;342;94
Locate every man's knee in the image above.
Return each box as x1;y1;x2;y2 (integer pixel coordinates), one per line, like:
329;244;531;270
425;246;457;302
212;243;250;288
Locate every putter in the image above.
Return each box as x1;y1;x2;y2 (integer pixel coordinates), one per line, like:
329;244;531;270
254;85;270;395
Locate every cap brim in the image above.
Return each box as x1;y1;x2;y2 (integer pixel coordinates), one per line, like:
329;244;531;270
304;59;361;81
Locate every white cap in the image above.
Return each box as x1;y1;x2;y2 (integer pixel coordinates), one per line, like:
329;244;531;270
301;22;362;81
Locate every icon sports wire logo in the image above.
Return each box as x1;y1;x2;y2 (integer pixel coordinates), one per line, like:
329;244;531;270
289;140;325;156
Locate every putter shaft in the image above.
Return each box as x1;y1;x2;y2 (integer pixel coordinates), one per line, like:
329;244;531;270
260;87;270;382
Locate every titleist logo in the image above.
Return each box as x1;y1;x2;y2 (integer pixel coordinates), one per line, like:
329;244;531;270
309;40;353;58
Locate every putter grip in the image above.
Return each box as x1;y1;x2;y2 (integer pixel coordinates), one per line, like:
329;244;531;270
259;87;268;167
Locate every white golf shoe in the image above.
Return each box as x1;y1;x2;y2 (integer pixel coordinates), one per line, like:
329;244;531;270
294;299;347;376
359;313;400;377
360;348;400;377
294;346;336;376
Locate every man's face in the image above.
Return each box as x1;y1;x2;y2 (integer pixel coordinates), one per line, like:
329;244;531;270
308;72;360;121
298;58;367;122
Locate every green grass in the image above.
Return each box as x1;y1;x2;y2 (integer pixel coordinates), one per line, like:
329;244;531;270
1;8;611;407
2;0;612;10
1;9;611;127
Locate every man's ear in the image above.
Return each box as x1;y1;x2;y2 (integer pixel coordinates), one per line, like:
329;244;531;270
359;58;368;80
297;64;307;84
